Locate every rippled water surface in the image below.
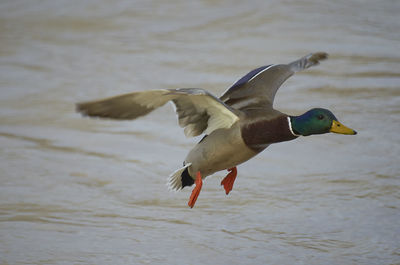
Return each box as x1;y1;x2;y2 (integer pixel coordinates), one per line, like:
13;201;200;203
1;0;399;264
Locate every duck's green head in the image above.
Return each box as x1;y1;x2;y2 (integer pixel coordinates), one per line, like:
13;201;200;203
290;108;357;136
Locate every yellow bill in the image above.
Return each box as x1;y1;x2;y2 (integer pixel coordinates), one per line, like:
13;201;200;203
330;120;357;135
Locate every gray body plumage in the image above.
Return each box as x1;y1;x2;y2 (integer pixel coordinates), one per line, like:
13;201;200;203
76;52;328;190
185;123;258;178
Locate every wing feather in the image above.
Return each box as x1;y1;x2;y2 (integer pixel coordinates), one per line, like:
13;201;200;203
220;52;328;110
76;90;172;120
77;88;239;137
168;88;239;137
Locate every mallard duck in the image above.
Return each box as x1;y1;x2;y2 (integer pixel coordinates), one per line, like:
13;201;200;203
77;52;357;208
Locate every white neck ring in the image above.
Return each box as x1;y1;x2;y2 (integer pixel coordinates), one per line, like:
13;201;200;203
287;117;301;137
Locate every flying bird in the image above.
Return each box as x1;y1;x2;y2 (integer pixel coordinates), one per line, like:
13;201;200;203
77;52;357;208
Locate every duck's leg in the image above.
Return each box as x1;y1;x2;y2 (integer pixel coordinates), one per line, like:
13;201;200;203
188;171;202;208
221;167;237;195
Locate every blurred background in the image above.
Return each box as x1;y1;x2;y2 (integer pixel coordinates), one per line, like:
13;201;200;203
0;0;399;264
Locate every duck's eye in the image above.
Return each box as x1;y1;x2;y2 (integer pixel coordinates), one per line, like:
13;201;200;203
317;114;324;120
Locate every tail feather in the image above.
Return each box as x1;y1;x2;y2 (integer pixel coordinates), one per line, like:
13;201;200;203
181;167;194;188
167;163;192;191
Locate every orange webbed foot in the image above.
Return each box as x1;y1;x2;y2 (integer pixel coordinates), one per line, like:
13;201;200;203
188;171;202;208
221;167;237;195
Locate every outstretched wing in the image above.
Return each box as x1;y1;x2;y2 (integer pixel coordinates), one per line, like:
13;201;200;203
220;52;328;110
77;88;239;137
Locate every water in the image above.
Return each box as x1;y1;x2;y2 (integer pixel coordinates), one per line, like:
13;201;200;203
1;0;399;264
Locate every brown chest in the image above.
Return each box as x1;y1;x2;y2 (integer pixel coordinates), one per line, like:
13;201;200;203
241;115;298;152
